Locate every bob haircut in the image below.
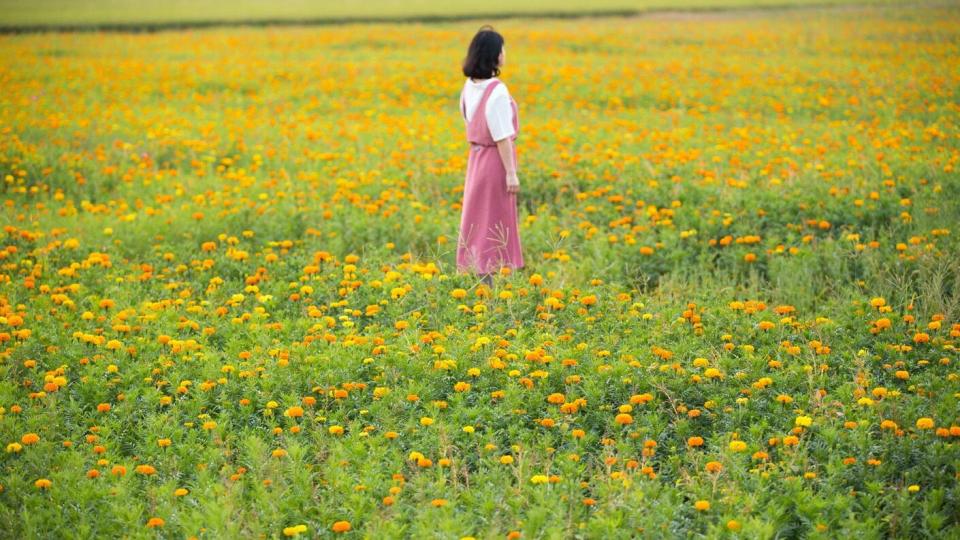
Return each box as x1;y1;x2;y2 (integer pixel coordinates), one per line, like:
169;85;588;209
462;25;504;79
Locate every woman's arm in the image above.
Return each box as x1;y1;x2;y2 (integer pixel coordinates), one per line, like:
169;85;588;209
496;137;519;193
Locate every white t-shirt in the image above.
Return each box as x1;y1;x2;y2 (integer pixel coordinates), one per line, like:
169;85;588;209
460;77;516;142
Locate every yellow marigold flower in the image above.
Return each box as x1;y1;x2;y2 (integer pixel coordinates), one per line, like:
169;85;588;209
530;475;549;485
431;498;448;507
795;416;812;427
500;455;514;465
729;440;747;452
694;500;710;511
329;425;344;435
174;488;189;497
420;417;434;426
34;478;52;490
283;524;308;536
727;520;741;531
916;417;935;430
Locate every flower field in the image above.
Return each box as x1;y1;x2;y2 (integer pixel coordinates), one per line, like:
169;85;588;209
1;3;959;538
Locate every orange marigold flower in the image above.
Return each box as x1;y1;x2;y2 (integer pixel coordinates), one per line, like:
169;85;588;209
284;406;304;418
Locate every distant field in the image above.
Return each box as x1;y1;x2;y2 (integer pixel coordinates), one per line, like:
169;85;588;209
0;0;912;28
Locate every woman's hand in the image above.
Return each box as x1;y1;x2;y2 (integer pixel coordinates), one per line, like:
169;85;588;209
506;172;520;194
496;136;520;194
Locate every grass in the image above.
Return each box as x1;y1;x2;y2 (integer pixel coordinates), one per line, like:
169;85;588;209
0;2;958;538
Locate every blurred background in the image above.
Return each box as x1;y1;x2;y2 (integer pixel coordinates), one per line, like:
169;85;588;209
0;0;909;28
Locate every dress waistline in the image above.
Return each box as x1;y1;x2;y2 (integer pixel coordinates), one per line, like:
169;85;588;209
470;141;497;148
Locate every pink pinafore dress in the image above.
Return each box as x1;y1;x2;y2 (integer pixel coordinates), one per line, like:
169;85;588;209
456;79;525;275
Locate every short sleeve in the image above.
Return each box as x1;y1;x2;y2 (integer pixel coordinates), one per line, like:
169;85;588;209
485;85;515;142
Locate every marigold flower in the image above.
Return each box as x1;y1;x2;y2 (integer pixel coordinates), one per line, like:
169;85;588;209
283;524;308;536
916;417;935;430
694;500;710;511
21;433;39;445
331;521;351;533
284;406;304;418
34;478;52;490
146;518;164;528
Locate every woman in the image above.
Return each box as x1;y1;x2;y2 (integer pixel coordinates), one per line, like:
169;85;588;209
456;25;524;287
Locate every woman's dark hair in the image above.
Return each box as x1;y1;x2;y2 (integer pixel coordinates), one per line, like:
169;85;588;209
462;25;504;79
